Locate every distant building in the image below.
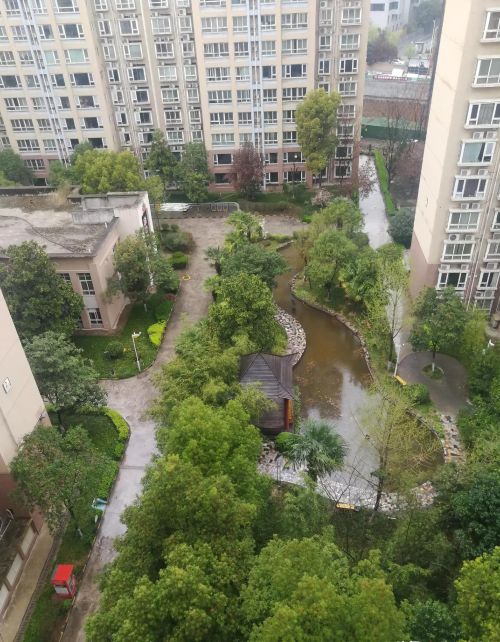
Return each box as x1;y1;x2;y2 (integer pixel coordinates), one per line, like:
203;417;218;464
0;191;154;332
0;288;47;618
240;353;295;434
370;0;419;31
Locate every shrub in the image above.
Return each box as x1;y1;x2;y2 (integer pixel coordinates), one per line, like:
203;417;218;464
153;297;173;322
96;460;119;498
161;229;194;253
147;321;166;347
389;208;415;248
170;251;188;269
406;383;430;405
267;233;292;243
374;150;396;216
302;214;312;223
103;407;130;458
105;340;124;360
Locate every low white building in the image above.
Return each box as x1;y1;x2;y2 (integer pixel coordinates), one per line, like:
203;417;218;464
370;0;419;31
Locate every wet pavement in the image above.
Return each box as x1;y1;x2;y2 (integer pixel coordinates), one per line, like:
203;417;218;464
359;155;391;250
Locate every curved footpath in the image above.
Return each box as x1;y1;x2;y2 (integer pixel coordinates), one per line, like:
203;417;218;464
61;215;303;642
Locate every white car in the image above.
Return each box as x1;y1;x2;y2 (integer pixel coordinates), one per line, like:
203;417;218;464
391;58;405;65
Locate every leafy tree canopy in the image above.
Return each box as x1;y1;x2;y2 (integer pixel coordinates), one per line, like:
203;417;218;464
145;129;178;187
220;243;287;289
176;143;211;202
74;149;145;194
231;143;263;199
0;241;83;339
0;149;33;185
388;208;415;248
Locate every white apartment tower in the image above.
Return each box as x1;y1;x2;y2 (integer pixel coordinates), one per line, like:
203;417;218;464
410;0;500;314
0;0;368;189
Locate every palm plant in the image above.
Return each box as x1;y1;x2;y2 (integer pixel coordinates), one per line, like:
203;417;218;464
277;419;347;483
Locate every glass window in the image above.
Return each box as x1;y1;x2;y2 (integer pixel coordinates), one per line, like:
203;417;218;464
281;13;307;29
442;242;474;261
88;308;103;326
453;177;487;199
261;41;275;56
459;141;495;164
484;11;500;40
438;271;468;290
466;102;500;127
475;58;500;85
78;272;95;294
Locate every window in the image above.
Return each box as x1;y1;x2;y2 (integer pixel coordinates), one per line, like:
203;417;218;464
82;116;102;128
466;102;500;127
284;170;305;182
58;24;84;39
76;95;97;108
446;210;480;232
70;72;93;86
212;132;234;145
25;75;40;88
189;110;201;123
115;112;127;125
486;241;500;259
11;119;34;132
238;112;252;125
0;52;14;66
442;242;474;261
266;172;279;184
88;308;103;326
236;66;250;80
263;111;277;125
11;25;27;41
319;35;331;50
64;48;88;63
261;40;275;56
261;88;275;103
44;50;60;65
158;66;177;81
0;75;22;88
51;73;65;87
208;90;232;104
19;52;34;66
239;133;252;144
205;42;229;57
94;0;107;8
77;273;95;295
201;0;225;5
162;87;179;103
475;58;500;85
237;89;251;103
318;59;331;75
492;211;500;230
340;58;358;74
336;145;353;158
187;87;199;103
265;152;278;163
320;8;332;24
201;17;227;33
261;15;276;30
484;11;500;40
282;87;306;101
55;0;78;12
234;42;249;57
115;0;135;7
281;13;307;29
342;7;361;24
17;139;40;152
207;67;229;82
5;0;21;15
210;111;234;125
38;24;54;40
283;130;297;144
282;38;307;54
264;132;278;145
64;117;76;129
338;104;356;118
438;271;468;290
102;44;116;60
98;20;112;36
282;109;294;123
192;130;203;142
179;15;192;32
131;89;149;103
164;110;180;124
371;2;384;9
25;158;44;170
460;141;495;164
123;43;143;59
282;63;306;78
155;42;173;59
283;151;303;163
43;139;57;151
453;177;487;199
214;153;232;165
339;81;357;96
214;172;230;184
37;118;51;130
120;19;139;35
337;124;354;138
232;16;248;32
341;33;360;50
150;0;168;6
151;16;172;36
5;97;28;111
478;270;500;289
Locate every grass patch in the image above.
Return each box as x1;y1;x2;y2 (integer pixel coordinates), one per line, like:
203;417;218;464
423;364;444;380
74;296;173;379
51;411;122;461
374;150;396;216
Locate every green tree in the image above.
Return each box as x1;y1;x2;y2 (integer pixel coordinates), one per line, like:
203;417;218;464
208;273;281;351
409;287;467;371
24;331;106;428
455;547;500;642
144;175;165;210
0;241;83;339
227;211;263;246
367;31;398;65
402;599;459;642
176;143;211;202
388;208;415;248
74;149;145;194
47;160;71;187
277;419;347;483
145;129;178;188
341;246;380;309
205;246;224;275
0;171;16;186
309;198;364;242
411;0;443;31
0;149;33;184
296;89;340;183
11;424;111;535
231;143;263;199
220;243;287;289
305;229;356;300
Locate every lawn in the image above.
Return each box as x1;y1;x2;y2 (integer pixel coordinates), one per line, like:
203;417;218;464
74;296;173;379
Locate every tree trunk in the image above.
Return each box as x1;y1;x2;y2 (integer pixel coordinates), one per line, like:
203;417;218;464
432;349;436;372
373;477;384;513
388;334;394;364
56;408;65;434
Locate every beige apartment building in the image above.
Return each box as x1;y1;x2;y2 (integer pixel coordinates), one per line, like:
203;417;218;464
0;0;368;189
0;288;47;620
410;0;500;314
0;191;153;330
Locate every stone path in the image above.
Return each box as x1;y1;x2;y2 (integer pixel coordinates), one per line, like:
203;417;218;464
61;215;303;642
276;308;306;365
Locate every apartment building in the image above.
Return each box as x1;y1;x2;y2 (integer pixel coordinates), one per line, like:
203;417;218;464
410;0;500;315
369;0;416;31
0;0;368;189
0;191;154;331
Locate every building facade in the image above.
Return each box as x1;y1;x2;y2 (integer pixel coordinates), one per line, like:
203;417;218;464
0;0;369;189
369;0;415;31
410;0;500;315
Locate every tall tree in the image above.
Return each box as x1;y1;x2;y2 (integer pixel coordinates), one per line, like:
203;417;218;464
231;143;263;199
145;129;178;188
220;243;287;289
11;424;111;535
74;149;145;194
309;198;363;242
277;419;347;483
305;229;357;300
0;241;83;339
226;211;264;246
208;273;281;351
410;287;467;371
0;149;33;185
296;89;340;184
24;331;106;428
176;143;211;202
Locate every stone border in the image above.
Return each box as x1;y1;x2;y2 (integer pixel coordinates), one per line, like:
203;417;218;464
276;307;306;366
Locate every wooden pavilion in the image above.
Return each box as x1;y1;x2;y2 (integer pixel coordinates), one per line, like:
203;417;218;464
240;353;295;435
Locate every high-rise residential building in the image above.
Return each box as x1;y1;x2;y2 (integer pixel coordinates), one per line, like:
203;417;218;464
0;0;369;189
410;0;500;315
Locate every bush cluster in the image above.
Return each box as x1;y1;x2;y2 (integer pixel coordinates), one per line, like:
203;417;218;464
374;150;396;216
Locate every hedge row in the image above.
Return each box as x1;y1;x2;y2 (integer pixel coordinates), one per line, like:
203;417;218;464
374;150;396;216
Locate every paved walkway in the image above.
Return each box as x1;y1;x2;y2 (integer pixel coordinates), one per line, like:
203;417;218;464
359;155;391;250
61;214;302;642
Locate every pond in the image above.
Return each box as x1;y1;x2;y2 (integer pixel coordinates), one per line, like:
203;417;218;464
274;244;379;499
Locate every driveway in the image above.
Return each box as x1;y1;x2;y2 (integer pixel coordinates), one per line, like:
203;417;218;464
61;214;302;642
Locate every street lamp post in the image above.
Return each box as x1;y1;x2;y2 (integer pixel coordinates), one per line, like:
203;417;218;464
131;331;141;372
393;342;405;377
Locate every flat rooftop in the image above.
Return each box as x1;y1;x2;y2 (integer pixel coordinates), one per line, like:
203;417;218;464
0;195;115;258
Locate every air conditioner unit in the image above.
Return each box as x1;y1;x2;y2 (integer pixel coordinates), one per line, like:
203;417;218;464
449;234;458;241
478;169;489;176
460;203;469;209
464;234;473;241
459;169;469;176
486;131;497;139
493;233;500;240
320;0;328;6
472;131;484;140
178;8;186;15
486;262;498;269
460;265;469;270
